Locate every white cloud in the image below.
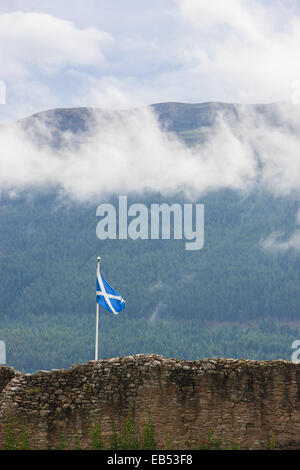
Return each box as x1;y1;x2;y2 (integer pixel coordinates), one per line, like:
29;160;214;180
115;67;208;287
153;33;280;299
233;104;300;197
0;106;261;200
0;10;112;122
71;75;143;110
1;1;300;120
261;230;300;253
0;101;299;203
176;0;300;103
261;202;300;254
0;11;111;78
148;301;165;325
67;0;300;107
149;281;166;293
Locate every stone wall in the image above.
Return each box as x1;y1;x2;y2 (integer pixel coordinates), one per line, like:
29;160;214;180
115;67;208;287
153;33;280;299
1;354;300;449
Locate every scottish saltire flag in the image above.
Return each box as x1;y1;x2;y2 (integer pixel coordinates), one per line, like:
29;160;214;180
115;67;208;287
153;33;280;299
96;263;126;315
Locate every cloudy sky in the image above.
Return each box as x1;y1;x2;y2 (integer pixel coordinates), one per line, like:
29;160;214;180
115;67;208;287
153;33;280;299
1;0;300;122
0;1;300;253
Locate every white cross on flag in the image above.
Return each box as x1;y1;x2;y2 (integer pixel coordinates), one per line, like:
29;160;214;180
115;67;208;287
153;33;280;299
96;262;126;315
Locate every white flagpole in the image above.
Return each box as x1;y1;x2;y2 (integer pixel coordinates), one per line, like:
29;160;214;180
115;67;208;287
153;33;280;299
95;303;99;361
95;256;101;361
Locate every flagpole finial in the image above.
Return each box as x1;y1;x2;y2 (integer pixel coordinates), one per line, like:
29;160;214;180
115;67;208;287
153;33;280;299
97;256;101;262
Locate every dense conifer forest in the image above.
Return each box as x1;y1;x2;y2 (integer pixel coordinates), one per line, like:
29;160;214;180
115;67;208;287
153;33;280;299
0;104;299;373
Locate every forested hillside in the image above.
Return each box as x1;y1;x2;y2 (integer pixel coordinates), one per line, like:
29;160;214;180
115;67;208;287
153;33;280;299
0;102;299;372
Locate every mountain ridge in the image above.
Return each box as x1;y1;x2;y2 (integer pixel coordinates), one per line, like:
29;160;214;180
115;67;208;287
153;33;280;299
17;100;296;135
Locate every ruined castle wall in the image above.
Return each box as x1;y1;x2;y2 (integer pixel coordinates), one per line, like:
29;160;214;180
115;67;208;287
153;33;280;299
1;355;300;450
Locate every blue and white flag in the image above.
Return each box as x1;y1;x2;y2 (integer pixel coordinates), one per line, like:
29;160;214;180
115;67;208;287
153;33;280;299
96;263;126;315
